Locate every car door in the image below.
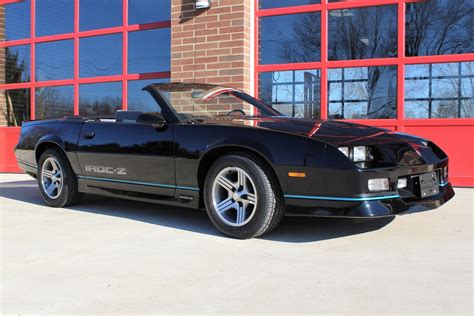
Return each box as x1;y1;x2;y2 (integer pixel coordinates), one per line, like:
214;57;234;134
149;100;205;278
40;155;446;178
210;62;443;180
76;120;176;197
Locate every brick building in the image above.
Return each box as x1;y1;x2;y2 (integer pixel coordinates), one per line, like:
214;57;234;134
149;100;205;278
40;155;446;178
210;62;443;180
0;0;473;186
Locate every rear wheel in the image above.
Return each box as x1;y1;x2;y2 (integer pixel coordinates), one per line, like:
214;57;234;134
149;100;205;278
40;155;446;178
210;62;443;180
37;148;82;207
204;153;285;239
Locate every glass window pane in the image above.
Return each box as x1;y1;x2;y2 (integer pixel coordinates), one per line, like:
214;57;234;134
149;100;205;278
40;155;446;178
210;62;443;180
259;0;319;9
36;86;74;120
328;5;397;60
80;34;122;78
328;66;397;119
36;40;74;81
128;28;171;74
328;68;342;81
431;62;458;77
328;83;342;101
406;0;474;56
405;101;430;119
344;80;367;100
462;63;473;76
405;64;429;78
80;0;122;31
270;103;294;117
127;78;169;112
36;0;74;37
259;70;321;119
0;89;30;126
2;45;30;84
431;100;458;118
129;0;170;24
259;13;321;65
328;102;342;119
461;78;472;98
79;82;122;116
3;0;30;41
405;62;473;118
432;78;457;99
461;99;473;118
405;78;429;99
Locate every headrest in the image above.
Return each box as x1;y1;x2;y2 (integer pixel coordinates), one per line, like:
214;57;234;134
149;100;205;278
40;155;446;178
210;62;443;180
136;112;165;124
116;111;142;122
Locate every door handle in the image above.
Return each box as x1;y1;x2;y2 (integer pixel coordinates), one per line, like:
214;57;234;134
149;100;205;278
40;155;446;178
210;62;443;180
84;132;95;139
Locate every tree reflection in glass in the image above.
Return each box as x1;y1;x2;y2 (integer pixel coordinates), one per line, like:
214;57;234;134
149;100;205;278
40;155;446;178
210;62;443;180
405;62;473;118
328;5;397;60
328;66;397;119
259;13;321;65
406;0;474;56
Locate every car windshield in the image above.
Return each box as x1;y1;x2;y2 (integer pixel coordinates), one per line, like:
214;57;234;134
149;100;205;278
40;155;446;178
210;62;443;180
148;83;280;122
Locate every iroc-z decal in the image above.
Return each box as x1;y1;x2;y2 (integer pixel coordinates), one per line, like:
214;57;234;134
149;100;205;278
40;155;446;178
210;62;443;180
85;165;127;175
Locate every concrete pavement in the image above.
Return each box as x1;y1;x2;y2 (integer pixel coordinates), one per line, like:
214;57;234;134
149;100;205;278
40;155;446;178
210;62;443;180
1;173;472;314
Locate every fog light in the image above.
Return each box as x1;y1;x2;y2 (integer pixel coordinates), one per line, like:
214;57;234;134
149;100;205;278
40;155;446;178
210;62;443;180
368;178;390;192
397;177;407;189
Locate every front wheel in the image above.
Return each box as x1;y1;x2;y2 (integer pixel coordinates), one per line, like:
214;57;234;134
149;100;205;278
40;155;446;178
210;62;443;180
204;153;285;239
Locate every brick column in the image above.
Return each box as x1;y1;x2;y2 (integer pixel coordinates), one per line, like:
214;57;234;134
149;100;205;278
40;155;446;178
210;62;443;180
170;0;253;94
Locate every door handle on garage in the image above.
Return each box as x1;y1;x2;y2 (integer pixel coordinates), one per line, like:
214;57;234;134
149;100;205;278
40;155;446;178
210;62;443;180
84;132;95;139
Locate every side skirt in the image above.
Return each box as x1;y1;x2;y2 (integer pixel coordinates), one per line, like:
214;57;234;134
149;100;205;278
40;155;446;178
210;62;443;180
77;178;200;209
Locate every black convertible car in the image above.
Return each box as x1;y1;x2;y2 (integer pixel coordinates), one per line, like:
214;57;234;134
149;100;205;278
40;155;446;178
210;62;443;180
15;83;454;238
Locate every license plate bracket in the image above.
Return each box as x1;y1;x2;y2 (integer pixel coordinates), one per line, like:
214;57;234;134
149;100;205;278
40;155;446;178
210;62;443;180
418;172;439;198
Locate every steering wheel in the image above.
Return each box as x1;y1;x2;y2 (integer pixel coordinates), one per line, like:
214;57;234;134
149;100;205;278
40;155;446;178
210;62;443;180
226;109;246;116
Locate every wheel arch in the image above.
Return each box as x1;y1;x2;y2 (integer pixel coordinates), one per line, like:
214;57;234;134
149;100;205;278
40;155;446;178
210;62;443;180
197;145;282;208
35;139;67;163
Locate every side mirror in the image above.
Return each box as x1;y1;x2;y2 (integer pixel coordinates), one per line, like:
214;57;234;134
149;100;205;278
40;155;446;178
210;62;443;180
136;112;167;128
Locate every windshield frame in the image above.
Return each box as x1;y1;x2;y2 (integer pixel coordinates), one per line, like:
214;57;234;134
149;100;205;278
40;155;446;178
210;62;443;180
143;83;281;123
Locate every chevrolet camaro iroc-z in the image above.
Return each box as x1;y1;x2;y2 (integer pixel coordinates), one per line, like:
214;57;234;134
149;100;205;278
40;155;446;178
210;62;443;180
15;83;455;238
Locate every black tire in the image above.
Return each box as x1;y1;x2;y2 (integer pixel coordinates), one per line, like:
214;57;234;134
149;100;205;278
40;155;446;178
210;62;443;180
203;153;285;239
37;148;83;207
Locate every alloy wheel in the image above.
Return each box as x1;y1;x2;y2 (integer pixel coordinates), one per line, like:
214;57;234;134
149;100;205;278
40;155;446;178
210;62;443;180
41;157;64;199
212;166;258;227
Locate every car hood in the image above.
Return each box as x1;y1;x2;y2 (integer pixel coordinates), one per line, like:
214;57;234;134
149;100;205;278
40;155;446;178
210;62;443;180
199;116;425;147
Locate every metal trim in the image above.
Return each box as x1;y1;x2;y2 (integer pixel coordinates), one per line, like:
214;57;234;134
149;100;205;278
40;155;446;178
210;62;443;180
284;194;400;201
77;175;199;191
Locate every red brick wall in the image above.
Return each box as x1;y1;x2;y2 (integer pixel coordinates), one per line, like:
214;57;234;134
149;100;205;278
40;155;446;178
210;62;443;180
170;0;253;94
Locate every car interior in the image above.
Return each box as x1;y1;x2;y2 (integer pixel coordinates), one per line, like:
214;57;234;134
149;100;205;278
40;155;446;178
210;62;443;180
83;110;167;124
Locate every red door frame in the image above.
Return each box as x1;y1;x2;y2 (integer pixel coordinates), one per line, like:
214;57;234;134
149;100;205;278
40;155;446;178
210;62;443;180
254;0;474;186
0;0;171;172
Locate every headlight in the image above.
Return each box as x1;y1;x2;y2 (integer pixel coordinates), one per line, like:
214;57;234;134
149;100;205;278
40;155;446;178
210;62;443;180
353;146;367;162
338;146;374;167
338;147;350;157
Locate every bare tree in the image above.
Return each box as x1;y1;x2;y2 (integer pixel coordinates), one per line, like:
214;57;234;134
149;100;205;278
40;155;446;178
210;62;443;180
328;6;397;60
280;13;321;63
406;0;474;56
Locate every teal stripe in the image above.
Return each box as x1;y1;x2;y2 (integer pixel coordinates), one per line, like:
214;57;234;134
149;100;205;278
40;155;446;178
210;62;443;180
440;181;449;187
284;194;400;202
176;185;201;191
77;175;199;191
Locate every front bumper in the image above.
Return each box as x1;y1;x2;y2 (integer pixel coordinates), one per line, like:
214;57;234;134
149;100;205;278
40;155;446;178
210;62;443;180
284;182;455;218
